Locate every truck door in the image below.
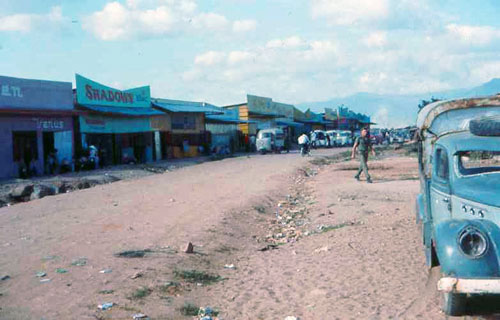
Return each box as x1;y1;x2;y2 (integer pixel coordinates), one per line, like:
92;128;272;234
430;146;452;224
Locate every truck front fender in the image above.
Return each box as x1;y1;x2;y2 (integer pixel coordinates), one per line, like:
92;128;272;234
434;219;500;278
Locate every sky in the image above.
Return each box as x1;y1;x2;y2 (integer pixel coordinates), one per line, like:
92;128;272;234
2;0;500;108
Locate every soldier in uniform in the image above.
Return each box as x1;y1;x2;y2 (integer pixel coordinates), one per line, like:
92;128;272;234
351;127;376;183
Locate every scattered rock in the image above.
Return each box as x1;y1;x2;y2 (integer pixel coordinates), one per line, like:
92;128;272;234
30;184;58;200
284;317;299;320
56;268;68;274
100;269;112;274
133;313;149;319
10;184;34;200
1;275;10;281
40;279;51;283
184;242;194;254
131;272;143;279
224;264;236;270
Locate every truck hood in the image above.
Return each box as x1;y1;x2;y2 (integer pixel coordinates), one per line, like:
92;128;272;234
454;175;500;208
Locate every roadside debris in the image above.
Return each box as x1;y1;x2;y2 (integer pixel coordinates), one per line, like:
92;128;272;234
56;268;68;274
224;264;236;270
71;257;87;266
1;275;10;281
314;246;329;253
198;306;219;320
131;272;143;279
35;272;47;278
259;244;279;252
284;317;299;320
184;242;194;254
40;279;51;283
98;302;114;310
132;313;149;319
99;269;112;274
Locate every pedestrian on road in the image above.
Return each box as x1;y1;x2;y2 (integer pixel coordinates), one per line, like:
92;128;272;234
351;127;376;183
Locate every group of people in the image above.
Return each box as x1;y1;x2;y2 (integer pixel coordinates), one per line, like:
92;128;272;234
298;127;376;183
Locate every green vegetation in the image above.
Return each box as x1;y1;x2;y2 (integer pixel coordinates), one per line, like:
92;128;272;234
128;286;152;299
174;269;223;285
180;302;200;316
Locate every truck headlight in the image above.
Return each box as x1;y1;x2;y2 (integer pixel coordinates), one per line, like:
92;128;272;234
458;226;488;258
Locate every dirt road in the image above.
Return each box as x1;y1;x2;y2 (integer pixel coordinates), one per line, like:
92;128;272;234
0;149;449;319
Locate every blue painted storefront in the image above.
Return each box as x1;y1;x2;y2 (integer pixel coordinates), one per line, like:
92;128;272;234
0;75;74;179
75;75;166;165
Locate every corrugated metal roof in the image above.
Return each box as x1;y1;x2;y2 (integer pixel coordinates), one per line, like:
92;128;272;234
78;104;164;116
152;98;223;114
276;119;304;127
206;115;256;124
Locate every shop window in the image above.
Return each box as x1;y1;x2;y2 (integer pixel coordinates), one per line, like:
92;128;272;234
13;131;38;163
172;114;196;130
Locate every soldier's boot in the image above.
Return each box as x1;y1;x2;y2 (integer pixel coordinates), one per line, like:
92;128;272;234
367;177;373;183
354;175;360;181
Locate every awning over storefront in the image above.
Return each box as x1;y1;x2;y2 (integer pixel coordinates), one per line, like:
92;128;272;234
206;115;256;124
79;104;163;116
276;119;304;127
152;99;223;114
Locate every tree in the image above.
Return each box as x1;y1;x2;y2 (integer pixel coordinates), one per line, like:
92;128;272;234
418;97;441;110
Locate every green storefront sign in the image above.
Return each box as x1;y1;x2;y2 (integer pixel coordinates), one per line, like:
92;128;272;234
75;74;150;108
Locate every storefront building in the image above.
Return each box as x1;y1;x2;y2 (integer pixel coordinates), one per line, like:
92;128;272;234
75;74;167;165
0;75;74;179
324;106;371;132
152;98;221;158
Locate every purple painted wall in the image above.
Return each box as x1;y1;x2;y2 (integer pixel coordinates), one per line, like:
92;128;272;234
0;115;73;179
0;75;73;110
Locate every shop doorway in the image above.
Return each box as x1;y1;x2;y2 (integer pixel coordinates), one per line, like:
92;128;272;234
12;131;38;178
43;132;55;174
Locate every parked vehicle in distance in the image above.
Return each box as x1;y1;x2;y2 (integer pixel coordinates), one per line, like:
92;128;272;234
337;130;353;146
416;95;500;316
369;128;384;145
312;130;328;148
256;128;285;154
326;130;339;147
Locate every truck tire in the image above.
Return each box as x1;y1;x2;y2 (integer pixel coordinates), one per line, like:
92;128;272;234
469;116;500;136
442;292;466;316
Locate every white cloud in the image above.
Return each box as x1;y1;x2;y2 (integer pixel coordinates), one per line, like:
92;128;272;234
190;12;229;31
0;6;67;33
362;31;387;47
311;0;389;25
266;36;306;49
84;1;233;40
446;24;500;46
0;14;32;32
194;51;226;66
228;51;255;65
232;19;257;33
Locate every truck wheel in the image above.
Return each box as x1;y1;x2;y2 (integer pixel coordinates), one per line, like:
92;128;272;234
442;292;466;316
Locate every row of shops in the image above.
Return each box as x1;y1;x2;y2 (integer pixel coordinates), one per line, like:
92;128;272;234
0;74;370;179
224;95;372;143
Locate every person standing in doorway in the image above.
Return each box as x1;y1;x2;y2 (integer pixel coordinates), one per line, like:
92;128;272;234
351;127;376;183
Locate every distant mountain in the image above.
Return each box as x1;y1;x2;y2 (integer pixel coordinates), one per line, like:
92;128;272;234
297;79;500;128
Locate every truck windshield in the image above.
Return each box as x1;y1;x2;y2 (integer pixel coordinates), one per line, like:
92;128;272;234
260;133;271;138
458;151;500;176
